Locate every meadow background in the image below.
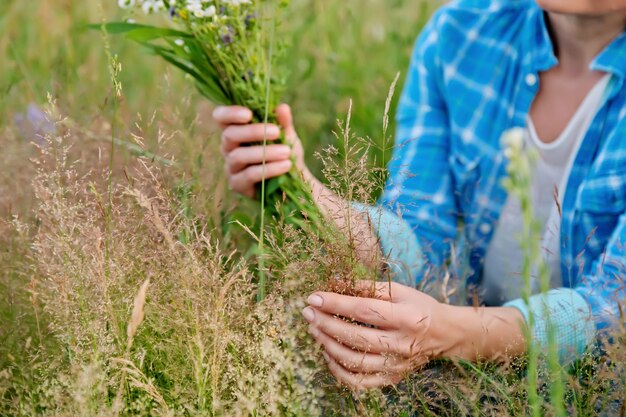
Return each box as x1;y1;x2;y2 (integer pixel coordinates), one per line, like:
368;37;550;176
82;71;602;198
1;1;625;416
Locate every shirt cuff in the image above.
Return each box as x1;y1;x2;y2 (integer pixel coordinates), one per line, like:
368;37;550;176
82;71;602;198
351;203;424;286
504;288;596;365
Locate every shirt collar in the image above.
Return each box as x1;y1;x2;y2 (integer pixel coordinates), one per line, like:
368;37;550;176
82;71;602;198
525;5;626;93
524;6;557;74
591;32;626;94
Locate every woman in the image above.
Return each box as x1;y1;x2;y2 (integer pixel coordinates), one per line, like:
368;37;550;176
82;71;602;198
213;0;626;389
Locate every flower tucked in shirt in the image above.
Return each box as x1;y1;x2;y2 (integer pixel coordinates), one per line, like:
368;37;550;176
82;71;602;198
360;0;626;364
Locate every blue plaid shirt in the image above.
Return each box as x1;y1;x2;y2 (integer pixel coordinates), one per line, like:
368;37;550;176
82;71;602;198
360;0;626;363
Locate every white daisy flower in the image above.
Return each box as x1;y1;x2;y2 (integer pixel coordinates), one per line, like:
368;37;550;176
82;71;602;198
222;0;251;5
142;1;165;14
204;5;217;17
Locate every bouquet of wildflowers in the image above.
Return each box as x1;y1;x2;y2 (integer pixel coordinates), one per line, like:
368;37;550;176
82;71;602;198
108;0;324;234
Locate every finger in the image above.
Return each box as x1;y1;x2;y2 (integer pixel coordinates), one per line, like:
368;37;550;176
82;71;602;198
221;124;281;154
323;352;401;390
305;308;402;354
226;145;291;174
307;292;399;329
212;106;253;128
276;104;297;145
228;160;292;196
350;280;398;301
310;326;407;374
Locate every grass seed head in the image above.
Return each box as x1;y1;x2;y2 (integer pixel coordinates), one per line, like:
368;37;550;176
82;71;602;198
127;279;150;346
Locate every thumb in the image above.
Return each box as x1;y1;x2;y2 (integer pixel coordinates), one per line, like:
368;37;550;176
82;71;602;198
276;104;298;144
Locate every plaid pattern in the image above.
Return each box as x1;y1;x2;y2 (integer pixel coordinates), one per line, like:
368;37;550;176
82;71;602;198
381;0;626;336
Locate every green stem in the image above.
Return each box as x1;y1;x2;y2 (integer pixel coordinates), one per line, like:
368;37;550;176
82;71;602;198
256;4;277;302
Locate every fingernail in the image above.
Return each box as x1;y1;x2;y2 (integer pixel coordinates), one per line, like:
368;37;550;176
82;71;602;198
236;109;250;119
302;307;315;323
308;326;320;338
278;145;291;156
267;125;280;136
322;352;330;362
307;294;324;307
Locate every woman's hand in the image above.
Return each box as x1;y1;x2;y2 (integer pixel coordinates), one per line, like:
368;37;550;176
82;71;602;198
303;281;526;390
212;104;310;199
302;281;447;390
212;104;384;268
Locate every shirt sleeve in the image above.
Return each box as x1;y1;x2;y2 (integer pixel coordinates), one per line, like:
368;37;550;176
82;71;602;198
504;289;595;365
369;11;458;286
505;210;626;364
575;211;626;333
351;202;424;286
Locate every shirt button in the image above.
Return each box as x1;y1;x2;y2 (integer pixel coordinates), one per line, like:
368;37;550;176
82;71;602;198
525;73;538;87
479;223;492;235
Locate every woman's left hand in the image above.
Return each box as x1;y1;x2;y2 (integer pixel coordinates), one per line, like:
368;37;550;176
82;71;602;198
302;281;448;390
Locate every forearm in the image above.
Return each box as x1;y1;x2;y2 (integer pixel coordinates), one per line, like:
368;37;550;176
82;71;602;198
304;171;381;269
436;305;527;362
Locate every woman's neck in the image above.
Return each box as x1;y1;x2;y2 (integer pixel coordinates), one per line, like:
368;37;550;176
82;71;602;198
546;12;626;75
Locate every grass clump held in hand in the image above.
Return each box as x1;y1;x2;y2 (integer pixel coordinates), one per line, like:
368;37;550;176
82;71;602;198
104;0;332;300
107;0;325;234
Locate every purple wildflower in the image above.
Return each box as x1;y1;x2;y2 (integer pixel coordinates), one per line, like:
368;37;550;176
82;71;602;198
14;103;56;147
220;26;234;45
244;13;256;28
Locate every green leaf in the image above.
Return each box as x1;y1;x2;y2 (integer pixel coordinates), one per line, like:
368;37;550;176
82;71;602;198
87;22;191;40
265;177;282;196
136;41;228;103
277;174;290;188
228;212;255;229
127;27;192;42
186;41;232;101
141;43;202;80
195;81;229;105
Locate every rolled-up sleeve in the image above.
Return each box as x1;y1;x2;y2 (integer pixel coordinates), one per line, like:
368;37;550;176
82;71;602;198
504;289;595;364
352;203;424;285
505;210;626;364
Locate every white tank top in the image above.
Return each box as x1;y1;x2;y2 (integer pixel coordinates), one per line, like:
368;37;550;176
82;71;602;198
481;74;611;306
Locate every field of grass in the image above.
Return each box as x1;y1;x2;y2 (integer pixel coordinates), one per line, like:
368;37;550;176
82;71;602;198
1;1;625;416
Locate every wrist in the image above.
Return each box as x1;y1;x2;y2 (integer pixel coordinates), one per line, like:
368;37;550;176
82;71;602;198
302;168;318;189
430;304;470;361
434;305;526;362
303;170;331;203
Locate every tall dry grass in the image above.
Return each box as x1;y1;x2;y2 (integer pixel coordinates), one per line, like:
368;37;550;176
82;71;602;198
2;98;625;416
2;123;323;415
2;0;626;416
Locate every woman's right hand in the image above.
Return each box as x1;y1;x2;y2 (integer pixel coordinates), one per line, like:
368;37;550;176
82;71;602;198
212;103;309;199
